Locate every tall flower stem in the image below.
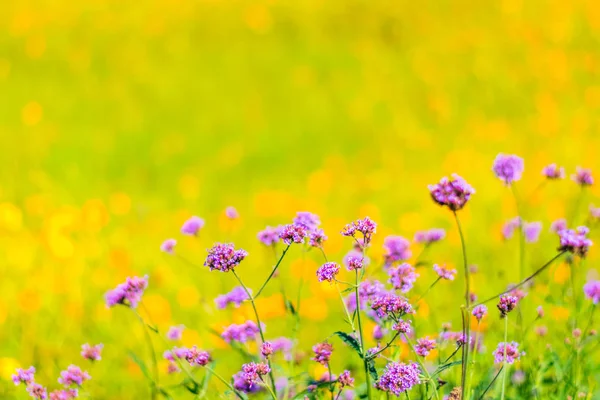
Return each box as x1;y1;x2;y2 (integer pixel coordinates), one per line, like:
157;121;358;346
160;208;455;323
255;244;291;298
132;309;159;400
355;268;372;399
336;282;357;333
453;211;470;400
471;251;566;308
500;316;509;400
231;269;277;393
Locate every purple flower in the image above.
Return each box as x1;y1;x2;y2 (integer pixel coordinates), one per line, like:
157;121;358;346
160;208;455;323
233;372;264;394
376;362;421;395
428;174;475;211
388;263;419;293
204;243;248;272
341;217;377;247
167;325;185;341
12;366;35;385
81;343;103;361
383;236;412;265
590;205;600;220
433;264;457;281
542;163;565;179
492;153;524;185
536;305;544;318
309;229;328;248
105;275;149;309
493;342;525;364
279;224;308;245
551;218;567;233
371;294;414;319
392;320;412;334
343;251;365;271
373;325;386;340
221;321;263;343
339;370;354;388
502;217;521;240
346;280;386;313
523;221;542;243
236;362;271;391
261;342;273;358
58;365;90;387
512;370;526;385
312;342;333;365
27;383;48;399
472;305;488;321
293;211;321;232
558;226;593;257
163;347;189;361
185;346;211;366
49;389;78;400
584;281;600;304
225;206;239;219
257;226;281;246
415;337;436;357
414;228;446;245
497;295;519;317
271;337;294;360
572;167;593;186
215;286;251;309
160;239;177;254
317;262;340;282
181;216;205;236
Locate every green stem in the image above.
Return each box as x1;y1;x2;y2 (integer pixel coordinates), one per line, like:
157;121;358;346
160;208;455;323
231;269;277;394
255;244;291;298
205;366;244;400
367;331;401;359
476;365;503;400
453;211;470;400
500;316;509;400
471;252;566;308
132;308;159;400
327;363;335;400
261;378;278;400
415;277;441;305
355;268;371;399
403;334;439;400
336;282;357;333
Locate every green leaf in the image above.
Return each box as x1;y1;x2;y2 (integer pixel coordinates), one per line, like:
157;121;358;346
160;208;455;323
431;360;462;377
333;331;362;358
146;324;159;333
367;359;378;381
128;351;152;381
342;287;354;294
286;299;297;315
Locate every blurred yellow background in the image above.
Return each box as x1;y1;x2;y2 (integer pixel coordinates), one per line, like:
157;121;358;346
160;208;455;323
1;0;600;398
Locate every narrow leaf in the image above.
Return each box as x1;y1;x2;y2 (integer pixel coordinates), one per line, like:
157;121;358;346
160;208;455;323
333;331;362;358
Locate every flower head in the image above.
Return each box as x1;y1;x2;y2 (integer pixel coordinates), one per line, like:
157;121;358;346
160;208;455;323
12;366;35;386
225;206;239;219
105;275;149;308
215;286;251;309
49;389;78;400
293;211;321;232
204;243;248;272
551;218;567;233
428;174;475;211
388;263;419;293
415;337;436;357
279;224;308;245
181;216;205;236
160;239;177;254
472;305;488;321
371;294;414;319
184;346;211;366
58;365;91;387
341;217;377;247
27;383;48;400
542;163;565;179
312;342;333;365
236;362;271;391
167;325;185;341
376;362;421;395
493;342;525;364
572;167;593;186
392;320;412;334
414;229;446;245
81;343;103;361
433;264;457;281
383;236;412;265
584;281;600;304
502;217;521;240
558;226;592;257
309;229;328;248
317;262;340;282
590;205;600;220
257;226;281;246
261;342;273;358
497;295;519;317
343;252;365;271
492;153;524;185
339;370;354;388
524;221;542;243
221;321;263;343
